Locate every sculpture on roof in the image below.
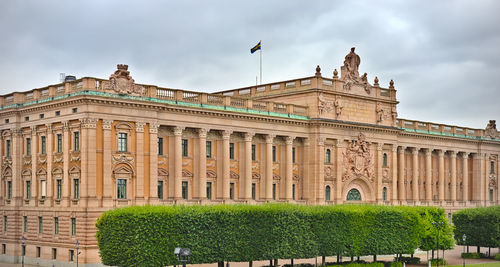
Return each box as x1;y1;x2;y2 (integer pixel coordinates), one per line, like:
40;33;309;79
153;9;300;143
485;120;499;138
341;47;371;92
104;64;146;96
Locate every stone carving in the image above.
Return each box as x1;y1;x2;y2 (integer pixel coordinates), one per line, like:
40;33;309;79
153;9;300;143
37;154;47;165
340;47;371;93
293;174;300;180
374;76;379;86
104;64;145;96
376;102;384;123
334;96;343;119
252;172;260;179
182;169;193;177
230;171;240;179
342;133;374;182
333;69;338;79
207;170;217;178
112;154;134;165
318;93;334;115
391;106;398;126
70;151;80;162
315;65;321;76
23;156;31;165
361;73;371;94
489;178;497;189
485;120;499;138
53;153;63;163
325;166;334;180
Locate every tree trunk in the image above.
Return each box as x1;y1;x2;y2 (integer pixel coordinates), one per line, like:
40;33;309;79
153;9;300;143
218;261;224;267
467;246;469;253
431;249;434;259
291;258;294;267
477;246;480;253
357;256;360;261
489;247;491;257
269;260;272;266
337;254;340;264
373;255;377;262
351;255;354;262
273;258;278;267
322;256;325;266
249;261;253;267
226;261;230;267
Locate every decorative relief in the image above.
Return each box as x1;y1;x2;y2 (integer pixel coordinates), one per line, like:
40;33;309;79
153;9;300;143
37;154;47;165
23;156;32;165
273;174;281;180
252;172;261;179
485;120;499;138
340;47;372;93
103;64;146;96
207;160;215;167
135;122;146;133
391;106;398;126
149;122;160;134
70;151;81;162
342;133;374;182
318;93;333;115
102;120;113;130
80;118;98;129
182;169;193;177
182;159;191;166
2;156;12;170
230;171;240;179
53;153;63;163
334;96;343;119
376;102;384;123
272;163;279;170
293;174;300;180
112;154;134;165
207;170;217;178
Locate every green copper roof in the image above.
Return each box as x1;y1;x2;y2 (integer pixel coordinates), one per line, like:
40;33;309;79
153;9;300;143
400;127;499;142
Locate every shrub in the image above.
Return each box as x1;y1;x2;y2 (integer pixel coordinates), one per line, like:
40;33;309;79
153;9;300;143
393;256;420;264
461;252;481;259
494;253;500;261
453;206;500;248
429;258;446;266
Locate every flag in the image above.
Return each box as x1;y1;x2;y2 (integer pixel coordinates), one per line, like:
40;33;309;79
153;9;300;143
250;41;261;54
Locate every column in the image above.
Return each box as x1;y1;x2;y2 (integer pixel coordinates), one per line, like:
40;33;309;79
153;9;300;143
86;118;98;206
317;137;325;203
11;129;22;205
62;122;70;206
425;148;432;202
376;143;383;202
335;139;344;204
244;132;254;200
285;136;294;200
222;130;231;200
450;151;457;202
438;149;445;202
173;126;183;200
198;128;208;199
149;122;159;203
265;134;274;200
80;119;88;203
102;120;113;207
135;122;146;203
302;138;310;203
462;153;469;202
31;126;37;203
412;147;419;202
46;124;53;204
398;146;406;202
391;145;398;202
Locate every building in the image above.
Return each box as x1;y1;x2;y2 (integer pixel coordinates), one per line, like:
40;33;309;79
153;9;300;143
0;48;499;266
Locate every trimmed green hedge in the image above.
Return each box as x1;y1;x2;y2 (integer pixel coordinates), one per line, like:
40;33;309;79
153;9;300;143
96;204;442;267
452;206;500;248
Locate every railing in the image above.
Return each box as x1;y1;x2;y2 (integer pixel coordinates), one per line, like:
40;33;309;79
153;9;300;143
397;118;489;140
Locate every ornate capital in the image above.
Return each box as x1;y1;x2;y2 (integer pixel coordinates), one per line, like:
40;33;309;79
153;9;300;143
173;126;184;136
45;123;52;132
449;151;457;158
149;122;160;134
317;137;326;146
398;146;406;154
303;138;310;147
30;126;37;135
424;148;432;156
222;130;232;140
285;136;295;145
62;121;70;131
244;132;255;142
377;143;383;151
135;122;146;133
80;118;98;129
411;147;419;155
265;134;275;144
102;119;113;130
462;152;470;159
335;139;344;148
437;149;445;157
198;128;209;138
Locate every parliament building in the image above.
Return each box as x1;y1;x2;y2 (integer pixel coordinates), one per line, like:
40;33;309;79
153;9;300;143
0;48;499;266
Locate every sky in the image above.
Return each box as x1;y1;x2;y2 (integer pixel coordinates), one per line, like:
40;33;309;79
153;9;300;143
0;0;499;129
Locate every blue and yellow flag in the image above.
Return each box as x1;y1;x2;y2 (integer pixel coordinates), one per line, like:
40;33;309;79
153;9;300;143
250;41;261;54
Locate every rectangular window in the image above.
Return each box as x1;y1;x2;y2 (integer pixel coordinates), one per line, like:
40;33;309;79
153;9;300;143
118;133;127;152
23;216;28;233
251;144;256;161
251;183;256;200
72;108;78;113
56;134;62;153
54;217;59;235
26;138;31;156
56;179;62;199
182;181;188;200
229;143;235;160
292;184;296;200
272;146;277;162
55;111;60;116
38;216;43;234
36;246;41;258
71;218;76;236
229;182;234;200
3;216;7;231
41;180;47;199
73;179;80;199
26;181;31;200
70;250;75;262
157;137;163;155
6;140;11;157
52;248;57;260
490;189;494;202
292;147;296;163
157;180;163;200
41;136;46;154
7;181;12;199
206;141;212;158
272;183;276;200
491;161;495;174
117;179;127;199
206;182;212;200
39;114;44;119
22;244;25;256
73;132;79;152
25;116;29;121
2;244;6;254
182;139;188;157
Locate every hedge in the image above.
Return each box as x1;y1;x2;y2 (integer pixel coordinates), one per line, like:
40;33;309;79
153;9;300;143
96;204;443;267
452;206;500;248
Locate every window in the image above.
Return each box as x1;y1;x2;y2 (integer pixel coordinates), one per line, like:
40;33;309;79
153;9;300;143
54;217;59;235
292;147;296;163
4;119;9;123
26;138;31;156
6;140;11;157
3;216;7;231
383;153;388;167
272;184;276;200
325;186;331;201
272;146;277;162
117;179;127;199
292;184;296;200
26;181;31;200
229;143;235;160
383;187;387;201
57;134;62;153
38;216;43;234
73;179;80;199
251;183;256;200
206;141;212;158
251;144;256;161
182;139;188;157
23;216;28;233
72;108;78;113
22;244;25;256
118;133;127;152
7;181;12;199
39;114;44;119
70;250;75;262
73;132;80;152
41;136;46;154
36;246;41;258
182;181;188;200
325;149;331;164
25;116;29;121
229;182;234;200
157;137;164;155
55;111;60;116
56;179;62;199
41;180;47;199
491;161;495;174
52;248;57;260
157;181;163;200
71;218;76;236
490;189;494;202
206;182;212;200
2;244;5;254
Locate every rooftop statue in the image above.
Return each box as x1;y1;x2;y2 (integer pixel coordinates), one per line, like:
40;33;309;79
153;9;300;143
343;47;361;81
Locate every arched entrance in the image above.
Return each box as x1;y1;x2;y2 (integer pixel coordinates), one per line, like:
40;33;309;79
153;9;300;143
346;188;361;201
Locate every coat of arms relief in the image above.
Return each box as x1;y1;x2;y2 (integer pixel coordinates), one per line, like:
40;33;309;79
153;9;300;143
342;133;374;182
103;64;146;96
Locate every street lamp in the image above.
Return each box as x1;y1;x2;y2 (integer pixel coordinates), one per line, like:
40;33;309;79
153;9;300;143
76;240;81;267
174;247;191;267
432;221;444;267
21;235;25;267
462;234;467;267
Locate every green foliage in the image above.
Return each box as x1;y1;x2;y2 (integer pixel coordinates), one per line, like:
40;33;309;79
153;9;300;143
96;204;445;267
393;256;420;264
461;252;482;259
453;206;500;248
326;263;384;267
429;258;447;266
494;253;500;261
415;207;455;251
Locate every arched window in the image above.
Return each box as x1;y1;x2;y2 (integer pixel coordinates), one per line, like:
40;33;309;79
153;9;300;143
383;153;388;167
346;188;361;201
325;185;331;201
325;149;331;164
382;187;387;201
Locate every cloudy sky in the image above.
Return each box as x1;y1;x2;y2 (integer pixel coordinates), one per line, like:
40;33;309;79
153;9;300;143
0;0;499;129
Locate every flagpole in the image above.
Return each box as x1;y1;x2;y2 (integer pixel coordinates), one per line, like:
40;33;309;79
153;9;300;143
259;40;262;84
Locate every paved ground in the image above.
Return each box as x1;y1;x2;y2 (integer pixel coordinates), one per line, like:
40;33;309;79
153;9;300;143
2;246;499;267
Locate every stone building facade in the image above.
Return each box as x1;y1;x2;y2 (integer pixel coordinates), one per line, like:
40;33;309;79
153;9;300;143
0;49;499;266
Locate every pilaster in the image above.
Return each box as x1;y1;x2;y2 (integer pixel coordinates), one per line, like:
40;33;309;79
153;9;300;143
62;121;70;207
317;136;325;203
221;130;232;200
149;122;159;203
135;122;145;204
30;126;37;204
425;148;432;202
398;146;406;202
391;145;398;203
173;126;183;200
376;143;383;202
197;128;208;199
450;151;457;202
438;149;445;202
335;139;344;204
412;147;419;202
265;134;274;200
243;132;254;200
285;136;295;201
102;119;113;207
462;153;469;202
46;124;53;206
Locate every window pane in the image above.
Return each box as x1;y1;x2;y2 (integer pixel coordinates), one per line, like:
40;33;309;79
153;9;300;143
57;180;62;199
182;139;188;157
74;132;80;152
206;182;212;200
6;140;11;157
54;217;59;234
74;179;80;199
23;216;27;232
229;182;234;200
118;133;127;152
26;138;31;156
38;217;43;234
251;144;256;161
272;146;276;162
117;179;127;199
7;181;12;199
41;136;46;154
229;143;234;160
41;180;47;199
157;181;163;199
57;134;62;153
292;147;296;163
325;186;331;201
182;181;188;199
206;141;212;158
158;138;163;155
292;184;296;200
26;181;31;200
71;218;76;236
272;184;276;200
251;183;256;200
